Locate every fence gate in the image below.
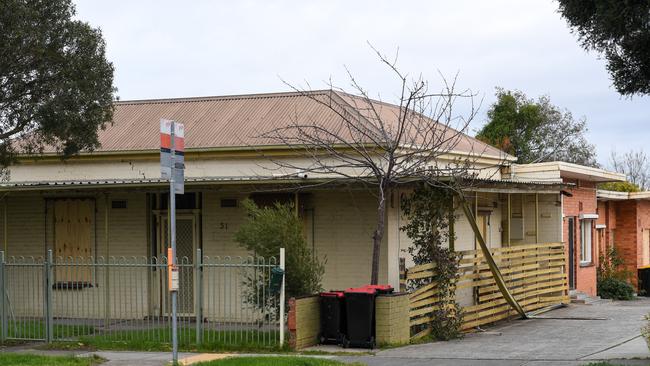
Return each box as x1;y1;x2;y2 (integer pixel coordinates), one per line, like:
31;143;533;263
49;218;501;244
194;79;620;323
0;249;283;349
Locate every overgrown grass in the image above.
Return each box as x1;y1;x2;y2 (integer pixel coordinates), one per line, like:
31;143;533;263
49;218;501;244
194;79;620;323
0;353;104;366
195;357;364;366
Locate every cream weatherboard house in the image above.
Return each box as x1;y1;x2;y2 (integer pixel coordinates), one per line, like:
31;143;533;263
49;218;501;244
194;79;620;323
0;90;582;322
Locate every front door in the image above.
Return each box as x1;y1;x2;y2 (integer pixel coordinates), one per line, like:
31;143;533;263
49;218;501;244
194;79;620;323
159;215;197;315
568;217;576;290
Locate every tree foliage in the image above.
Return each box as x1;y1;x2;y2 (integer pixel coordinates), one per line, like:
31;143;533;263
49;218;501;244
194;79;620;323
0;0;115;169
235;199;324;300
401;185;462;340
558;0;650;96
476;89;597;166
598;181;641;193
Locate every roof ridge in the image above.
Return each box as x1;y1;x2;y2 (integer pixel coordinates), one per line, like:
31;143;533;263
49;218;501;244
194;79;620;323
114;89;333;106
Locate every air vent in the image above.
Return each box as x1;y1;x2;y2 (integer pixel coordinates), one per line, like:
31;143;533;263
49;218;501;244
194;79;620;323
220;198;237;208
111;200;127;209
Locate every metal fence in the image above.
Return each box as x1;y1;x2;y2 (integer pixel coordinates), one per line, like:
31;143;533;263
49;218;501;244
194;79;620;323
0;249;283;349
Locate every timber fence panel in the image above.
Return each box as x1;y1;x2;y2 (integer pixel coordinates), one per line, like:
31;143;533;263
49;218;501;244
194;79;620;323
407;243;569;340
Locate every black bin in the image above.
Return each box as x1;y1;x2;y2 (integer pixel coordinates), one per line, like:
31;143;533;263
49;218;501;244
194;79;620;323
638;267;650;296
342;285;393;349
319;291;345;344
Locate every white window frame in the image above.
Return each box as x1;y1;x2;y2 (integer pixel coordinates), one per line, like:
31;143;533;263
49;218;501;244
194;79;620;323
580;219;593;264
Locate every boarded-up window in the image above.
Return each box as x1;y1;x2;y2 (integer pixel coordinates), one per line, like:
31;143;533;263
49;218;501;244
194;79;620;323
54;199;94;283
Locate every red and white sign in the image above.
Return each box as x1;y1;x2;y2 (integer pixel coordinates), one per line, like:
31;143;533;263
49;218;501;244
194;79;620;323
160;119;185;193
160;119;185;152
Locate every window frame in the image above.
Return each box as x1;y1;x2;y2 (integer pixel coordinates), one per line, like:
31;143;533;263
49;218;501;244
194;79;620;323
580;219;593;264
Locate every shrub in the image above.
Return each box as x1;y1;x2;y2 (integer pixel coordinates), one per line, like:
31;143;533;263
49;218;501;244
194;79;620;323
597;245;634;300
597;277;635;300
235;199;325;301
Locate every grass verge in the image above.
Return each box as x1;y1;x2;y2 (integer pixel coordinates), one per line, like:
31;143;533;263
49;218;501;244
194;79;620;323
0;353;104;366
36;328;287;353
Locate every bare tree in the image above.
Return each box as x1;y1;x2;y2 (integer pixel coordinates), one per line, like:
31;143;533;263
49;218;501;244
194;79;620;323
256;50;507;284
610;149;650;190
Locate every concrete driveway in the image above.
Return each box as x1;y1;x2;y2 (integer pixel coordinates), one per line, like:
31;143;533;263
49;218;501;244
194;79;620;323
339;298;650;366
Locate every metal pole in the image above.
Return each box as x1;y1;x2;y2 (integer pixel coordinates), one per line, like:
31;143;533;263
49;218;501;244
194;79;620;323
3;196;7;254
104;194;110;331
170;122;178;364
195;248;202;346
0;251;6;342
279;247;285;346
45;249;53;343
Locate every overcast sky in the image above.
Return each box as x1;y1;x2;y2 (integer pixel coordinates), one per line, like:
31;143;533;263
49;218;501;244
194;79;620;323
74;0;648;166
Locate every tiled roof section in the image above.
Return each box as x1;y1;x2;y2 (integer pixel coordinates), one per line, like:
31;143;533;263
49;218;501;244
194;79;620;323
83;90;508;158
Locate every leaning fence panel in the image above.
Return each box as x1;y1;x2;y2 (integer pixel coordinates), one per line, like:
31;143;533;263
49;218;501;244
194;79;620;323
0;250;282;349
407;242;570;339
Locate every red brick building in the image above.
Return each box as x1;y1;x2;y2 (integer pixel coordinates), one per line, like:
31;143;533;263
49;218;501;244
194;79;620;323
597;190;650;289
509;162;626;296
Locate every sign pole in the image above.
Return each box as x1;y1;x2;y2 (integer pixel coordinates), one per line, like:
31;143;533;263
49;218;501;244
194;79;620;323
170;122;178;364
160;118;184;364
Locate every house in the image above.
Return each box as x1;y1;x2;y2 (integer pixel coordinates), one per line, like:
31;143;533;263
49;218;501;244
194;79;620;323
596;190;650;289
506;162;626;296
0;90;569;322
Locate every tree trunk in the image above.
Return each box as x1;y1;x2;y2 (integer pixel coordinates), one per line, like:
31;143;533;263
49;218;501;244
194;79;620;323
371;194;387;285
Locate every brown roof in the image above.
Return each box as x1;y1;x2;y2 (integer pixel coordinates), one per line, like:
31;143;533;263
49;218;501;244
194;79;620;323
79;90;508;158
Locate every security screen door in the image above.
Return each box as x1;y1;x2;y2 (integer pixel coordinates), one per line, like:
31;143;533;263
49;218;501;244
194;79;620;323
160;215;196;315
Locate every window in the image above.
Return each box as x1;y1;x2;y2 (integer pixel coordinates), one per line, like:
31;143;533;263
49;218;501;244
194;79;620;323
580;220;593;264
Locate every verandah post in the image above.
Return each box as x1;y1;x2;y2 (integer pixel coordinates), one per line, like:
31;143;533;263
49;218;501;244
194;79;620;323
195;248;203;346
45;249;53;343
279;247;285;346
0;251;6;342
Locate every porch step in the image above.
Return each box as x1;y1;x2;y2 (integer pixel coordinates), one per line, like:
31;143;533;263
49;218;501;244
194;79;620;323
569;291;611;305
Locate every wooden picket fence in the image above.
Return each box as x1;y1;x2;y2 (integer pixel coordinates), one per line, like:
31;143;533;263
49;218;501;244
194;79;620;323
407;242;569;339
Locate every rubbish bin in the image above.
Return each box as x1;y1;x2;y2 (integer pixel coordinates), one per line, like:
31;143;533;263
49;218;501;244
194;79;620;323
638;266;650;296
363;284;394;295
343;286;377;349
319;291;346;345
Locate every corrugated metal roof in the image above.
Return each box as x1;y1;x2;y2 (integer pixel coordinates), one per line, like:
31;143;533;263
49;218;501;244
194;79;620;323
38;90;509;159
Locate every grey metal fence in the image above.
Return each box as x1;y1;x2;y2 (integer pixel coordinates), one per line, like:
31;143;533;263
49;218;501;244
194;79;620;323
0;249;283;349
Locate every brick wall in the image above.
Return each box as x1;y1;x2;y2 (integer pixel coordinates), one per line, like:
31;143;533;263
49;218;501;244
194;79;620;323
614;201;640;287
375;293;410;346
562;179;598;295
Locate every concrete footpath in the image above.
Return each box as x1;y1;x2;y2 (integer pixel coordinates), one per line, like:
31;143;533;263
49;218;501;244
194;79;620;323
1;299;649;365
336;298;650;366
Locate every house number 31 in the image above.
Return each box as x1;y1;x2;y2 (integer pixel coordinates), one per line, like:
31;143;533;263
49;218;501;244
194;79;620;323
220;222;228;230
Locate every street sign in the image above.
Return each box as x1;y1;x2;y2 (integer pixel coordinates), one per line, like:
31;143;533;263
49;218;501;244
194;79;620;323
160;119;173;179
160;119;185;193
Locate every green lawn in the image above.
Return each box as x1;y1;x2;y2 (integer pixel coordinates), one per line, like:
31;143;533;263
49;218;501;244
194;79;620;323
77;328;284;352
0;353;103;366
4;320;95;340
3;322;284;353
196;357;364;366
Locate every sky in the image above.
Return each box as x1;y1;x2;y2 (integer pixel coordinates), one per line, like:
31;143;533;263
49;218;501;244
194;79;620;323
74;0;648;167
